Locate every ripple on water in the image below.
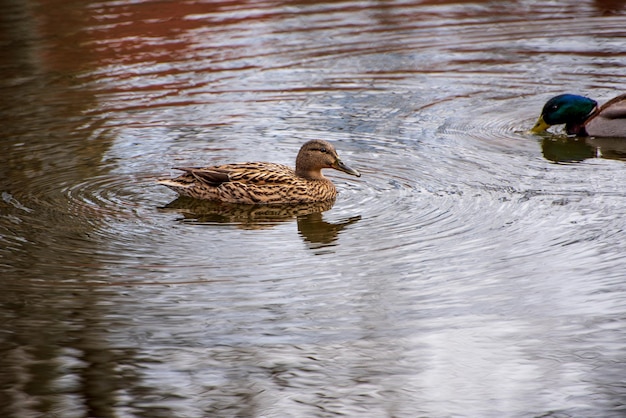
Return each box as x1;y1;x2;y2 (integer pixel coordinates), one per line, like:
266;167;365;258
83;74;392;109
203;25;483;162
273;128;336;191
62;174;146;222
12;0;624;286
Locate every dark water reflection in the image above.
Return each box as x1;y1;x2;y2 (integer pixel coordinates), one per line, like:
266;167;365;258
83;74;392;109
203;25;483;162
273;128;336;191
541;135;626;163
2;0;626;417
160;197;361;248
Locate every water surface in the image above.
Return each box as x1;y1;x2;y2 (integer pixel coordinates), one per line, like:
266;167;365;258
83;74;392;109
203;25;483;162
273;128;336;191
1;0;626;417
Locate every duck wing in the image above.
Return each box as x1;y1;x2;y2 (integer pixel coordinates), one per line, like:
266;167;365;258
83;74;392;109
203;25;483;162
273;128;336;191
598;94;626;119
173;167;231;186
175;163;295;186
585;94;626;137
226;163;296;185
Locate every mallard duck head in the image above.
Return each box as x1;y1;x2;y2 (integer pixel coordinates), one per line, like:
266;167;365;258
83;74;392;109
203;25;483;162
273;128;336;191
296;139;361;180
531;94;598;133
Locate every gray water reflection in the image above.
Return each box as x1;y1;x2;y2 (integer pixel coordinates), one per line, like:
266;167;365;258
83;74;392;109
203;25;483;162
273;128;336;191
2;0;626;417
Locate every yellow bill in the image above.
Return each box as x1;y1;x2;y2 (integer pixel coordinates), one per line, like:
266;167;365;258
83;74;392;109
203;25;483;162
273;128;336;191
530;116;551;133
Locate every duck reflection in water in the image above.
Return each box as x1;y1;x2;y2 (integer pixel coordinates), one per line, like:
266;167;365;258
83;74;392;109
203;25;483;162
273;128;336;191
540;136;626;163
159;197;361;247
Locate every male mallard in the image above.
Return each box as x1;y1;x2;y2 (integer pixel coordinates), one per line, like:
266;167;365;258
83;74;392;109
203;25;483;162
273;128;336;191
158;139;361;204
531;93;626;137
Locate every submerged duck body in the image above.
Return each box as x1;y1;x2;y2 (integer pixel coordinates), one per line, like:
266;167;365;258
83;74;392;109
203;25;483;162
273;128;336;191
531;93;626;137
158;139;360;204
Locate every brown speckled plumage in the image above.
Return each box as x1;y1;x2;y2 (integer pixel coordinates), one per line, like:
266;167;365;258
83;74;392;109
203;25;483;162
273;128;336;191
158;140;360;204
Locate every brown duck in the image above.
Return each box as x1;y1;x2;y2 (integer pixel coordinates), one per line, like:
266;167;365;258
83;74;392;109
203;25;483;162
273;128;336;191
158;139;361;204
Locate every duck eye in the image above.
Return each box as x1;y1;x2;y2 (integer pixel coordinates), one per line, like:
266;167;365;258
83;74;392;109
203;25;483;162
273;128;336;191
320;147;327;153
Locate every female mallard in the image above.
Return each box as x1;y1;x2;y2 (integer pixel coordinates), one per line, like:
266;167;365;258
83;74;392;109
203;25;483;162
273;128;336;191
158;139;361;204
531;93;626;137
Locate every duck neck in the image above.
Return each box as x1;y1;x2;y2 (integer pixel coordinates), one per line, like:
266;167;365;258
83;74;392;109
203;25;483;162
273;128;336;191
296;167;326;180
565;122;588;136
565;105;597;136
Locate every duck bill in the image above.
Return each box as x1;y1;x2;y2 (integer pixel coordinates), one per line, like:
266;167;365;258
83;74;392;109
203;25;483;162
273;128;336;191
334;159;361;177
531;116;551;133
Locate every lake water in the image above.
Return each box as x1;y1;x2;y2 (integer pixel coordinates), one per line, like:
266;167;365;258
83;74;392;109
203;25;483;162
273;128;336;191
1;0;626;417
